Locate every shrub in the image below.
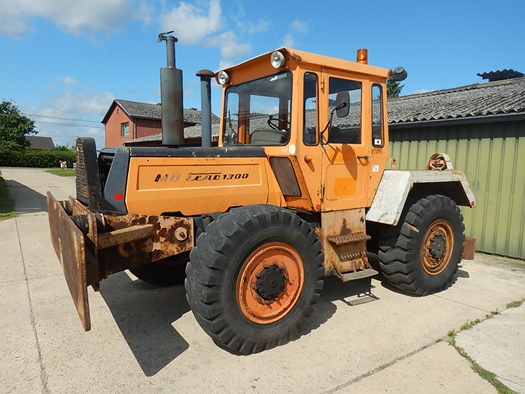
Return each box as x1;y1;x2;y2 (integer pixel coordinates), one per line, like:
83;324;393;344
0;148;76;168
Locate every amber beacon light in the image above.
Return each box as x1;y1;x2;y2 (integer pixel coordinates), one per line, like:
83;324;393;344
356;48;368;64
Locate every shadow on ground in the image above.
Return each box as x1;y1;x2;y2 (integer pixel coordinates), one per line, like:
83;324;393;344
6;180;48;214
99;272;190;376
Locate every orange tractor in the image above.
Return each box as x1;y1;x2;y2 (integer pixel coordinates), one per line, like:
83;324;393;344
47;34;475;354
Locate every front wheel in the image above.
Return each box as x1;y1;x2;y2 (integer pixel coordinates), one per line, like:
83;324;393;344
185;205;324;354
378;194;464;296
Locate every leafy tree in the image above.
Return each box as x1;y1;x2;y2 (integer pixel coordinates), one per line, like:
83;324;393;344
387;77;404;98
0;100;37;151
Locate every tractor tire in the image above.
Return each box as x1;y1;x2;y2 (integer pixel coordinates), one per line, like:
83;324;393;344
378;194;464;296
185;204;324;354
129;252;189;286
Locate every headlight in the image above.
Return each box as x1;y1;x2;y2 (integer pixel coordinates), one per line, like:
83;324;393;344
217;70;230;85
270;51;286;68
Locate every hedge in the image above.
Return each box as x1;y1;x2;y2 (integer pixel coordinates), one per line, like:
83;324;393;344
0;149;76;168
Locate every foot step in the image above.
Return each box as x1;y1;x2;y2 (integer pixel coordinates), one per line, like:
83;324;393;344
341;269;378;281
328;233;371;245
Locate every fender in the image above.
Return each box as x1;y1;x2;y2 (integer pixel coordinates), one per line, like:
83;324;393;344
366;169;476;226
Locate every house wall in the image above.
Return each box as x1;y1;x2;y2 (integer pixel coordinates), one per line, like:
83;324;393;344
135;118;161;138
389;119;525;259
105;106;136;147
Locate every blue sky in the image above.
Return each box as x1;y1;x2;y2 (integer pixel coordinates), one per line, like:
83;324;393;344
1;0;524;148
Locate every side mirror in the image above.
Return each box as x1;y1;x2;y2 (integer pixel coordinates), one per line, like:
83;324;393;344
391;66;408;82
335;91;350;118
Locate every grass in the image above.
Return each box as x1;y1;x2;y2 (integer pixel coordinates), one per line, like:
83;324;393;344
448;305;521;394
45;168;76;177
0;171;16;221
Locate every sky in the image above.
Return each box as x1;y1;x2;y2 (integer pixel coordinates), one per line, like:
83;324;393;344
1;0;524;149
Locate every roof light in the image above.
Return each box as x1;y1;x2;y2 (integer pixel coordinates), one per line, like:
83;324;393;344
270;51;286;68
217;70;230;85
356;48;368;64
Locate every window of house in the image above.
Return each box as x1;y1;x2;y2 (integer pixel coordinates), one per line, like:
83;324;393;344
121;122;129;137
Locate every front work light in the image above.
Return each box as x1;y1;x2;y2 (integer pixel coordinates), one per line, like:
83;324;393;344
217;70;230;85
270;51;286;68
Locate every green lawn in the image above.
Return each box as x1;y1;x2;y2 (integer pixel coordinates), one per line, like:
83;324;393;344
0;171;16;221
45;168;76;177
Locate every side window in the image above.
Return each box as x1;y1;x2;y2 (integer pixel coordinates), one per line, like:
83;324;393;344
303;72;318;145
372;84;383;147
121;122;129;137
328;78;361;144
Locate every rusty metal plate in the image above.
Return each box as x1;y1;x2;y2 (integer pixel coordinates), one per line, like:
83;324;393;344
47;192;91;331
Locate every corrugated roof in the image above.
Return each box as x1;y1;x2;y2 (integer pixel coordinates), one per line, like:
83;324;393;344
388;77;525;124
477;69;524;82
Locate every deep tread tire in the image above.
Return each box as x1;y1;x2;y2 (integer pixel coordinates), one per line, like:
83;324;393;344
185;204;324;354
129;252;189;286
378;194;464;296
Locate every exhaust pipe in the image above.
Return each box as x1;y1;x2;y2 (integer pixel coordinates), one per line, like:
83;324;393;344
197;69;214;148
158;32;184;146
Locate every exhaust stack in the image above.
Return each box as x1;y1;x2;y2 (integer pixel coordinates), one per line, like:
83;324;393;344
158;32;184;146
197;69;214;148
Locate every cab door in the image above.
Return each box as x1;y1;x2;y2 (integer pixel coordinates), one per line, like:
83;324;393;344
320;70;370;211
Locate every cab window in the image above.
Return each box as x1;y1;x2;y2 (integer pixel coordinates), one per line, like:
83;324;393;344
327;77;362;144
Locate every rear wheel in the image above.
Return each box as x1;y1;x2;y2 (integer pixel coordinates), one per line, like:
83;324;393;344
378;194;464;296
129;252;189;286
185;205;324;354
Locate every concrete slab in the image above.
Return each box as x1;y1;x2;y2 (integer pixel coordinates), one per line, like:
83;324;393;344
335;341;496;394
456;303;525;394
1;167;524;393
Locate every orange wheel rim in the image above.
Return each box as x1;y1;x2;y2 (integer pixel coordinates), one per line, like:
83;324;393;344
421;219;454;275
236;242;304;324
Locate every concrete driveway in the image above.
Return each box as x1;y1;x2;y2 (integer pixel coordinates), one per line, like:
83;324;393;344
1;167;524;393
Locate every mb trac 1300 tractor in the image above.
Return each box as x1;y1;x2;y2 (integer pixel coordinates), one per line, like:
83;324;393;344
47;33;475;355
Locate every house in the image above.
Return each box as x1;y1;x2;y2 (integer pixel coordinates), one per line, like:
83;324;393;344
102;99;215;146
387;71;525;259
25;135;55;150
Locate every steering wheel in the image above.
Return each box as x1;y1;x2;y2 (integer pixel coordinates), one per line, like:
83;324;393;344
267;115;290;131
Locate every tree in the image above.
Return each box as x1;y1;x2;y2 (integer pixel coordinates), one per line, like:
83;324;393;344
0;100;37;151
387;77;404;98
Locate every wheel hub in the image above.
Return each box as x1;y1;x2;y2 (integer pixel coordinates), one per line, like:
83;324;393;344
255;262;286;300
428;233;446;260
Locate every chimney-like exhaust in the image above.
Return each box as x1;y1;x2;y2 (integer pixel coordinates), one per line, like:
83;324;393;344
158;32;184;146
196;69;214;148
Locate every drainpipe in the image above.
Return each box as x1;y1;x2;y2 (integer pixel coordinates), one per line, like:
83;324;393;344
158;31;184;146
197;69;214;148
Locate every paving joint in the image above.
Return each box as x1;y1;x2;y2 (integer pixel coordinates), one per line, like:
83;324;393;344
16;216;50;393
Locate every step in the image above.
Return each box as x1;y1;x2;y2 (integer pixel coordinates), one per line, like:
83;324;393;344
341;269;378;281
327;232;371;245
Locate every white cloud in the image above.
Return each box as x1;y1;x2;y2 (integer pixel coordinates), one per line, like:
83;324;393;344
282;34;294;48
411;88;432;95
291;20;308;34
159;0;222;45
0;0;149;38
281;19;307;48
160;0;252;69
59;77;77;85
206;31;251;69
26;89;114;148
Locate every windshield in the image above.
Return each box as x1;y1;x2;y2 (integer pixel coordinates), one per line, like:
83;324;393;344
223;71;292;146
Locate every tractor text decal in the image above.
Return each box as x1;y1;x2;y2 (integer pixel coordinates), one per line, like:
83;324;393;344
154;172;250;182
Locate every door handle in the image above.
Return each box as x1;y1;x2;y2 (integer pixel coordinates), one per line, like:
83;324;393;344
357;155;369;160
